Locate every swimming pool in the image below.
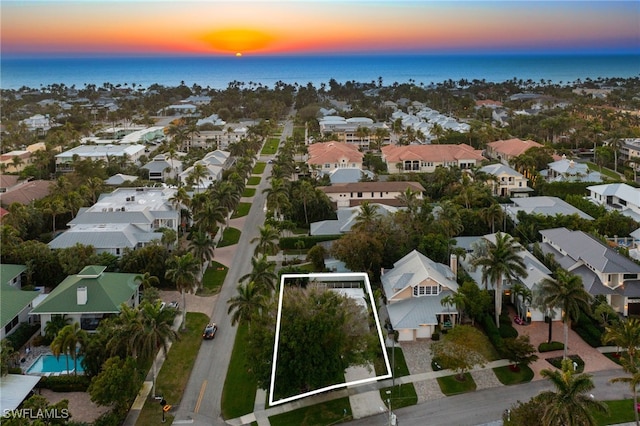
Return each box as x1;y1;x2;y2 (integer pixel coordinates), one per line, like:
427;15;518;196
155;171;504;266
26;354;85;375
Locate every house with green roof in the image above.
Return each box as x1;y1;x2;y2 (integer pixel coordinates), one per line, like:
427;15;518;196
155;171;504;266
1;264;40;340
30;265;141;335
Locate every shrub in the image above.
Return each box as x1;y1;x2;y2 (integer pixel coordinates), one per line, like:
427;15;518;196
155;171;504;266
36;375;90;392
538;341;564;352
279;235;340;250
545;355;584;373
481;314;504;356
572;311;603;348
5;323;40;351
432;332;440;341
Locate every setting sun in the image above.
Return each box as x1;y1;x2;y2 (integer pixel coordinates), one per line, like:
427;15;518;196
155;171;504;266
202;28;274;55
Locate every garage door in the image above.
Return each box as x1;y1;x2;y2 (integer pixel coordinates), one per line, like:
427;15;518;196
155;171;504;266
416;325;432;339
398;329;414;342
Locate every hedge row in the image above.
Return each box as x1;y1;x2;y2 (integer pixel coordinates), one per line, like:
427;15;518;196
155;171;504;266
498;314;519;339
5;323;40;351
538;341;565;352
572;311;603;348
279;235;340;250
481;314;505;356
35;375;90;392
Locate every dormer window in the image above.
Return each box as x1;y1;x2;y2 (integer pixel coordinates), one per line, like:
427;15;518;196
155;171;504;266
413;285;440;296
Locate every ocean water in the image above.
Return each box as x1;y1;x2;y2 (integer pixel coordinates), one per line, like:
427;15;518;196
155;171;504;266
1;54;638;91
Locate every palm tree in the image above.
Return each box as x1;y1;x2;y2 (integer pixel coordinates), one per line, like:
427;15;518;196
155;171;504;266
610;355;640;426
131;301;178;398
211;180;241;229
135;272;160;290
440;291;466;325
193;198;226;239
483;203;505;233
187;163;208;193
602;318;640;360
42;196;68;234
165;253;200;330
227;281;266;329
251;225;280;256
263;178;290;220
240;255;278;293
538;359;608;426
471;232;527;328
512;282;532;319
541;270;592;359
188;230;216;284
352;201;381;232
51;323;88;375
44;314;71;342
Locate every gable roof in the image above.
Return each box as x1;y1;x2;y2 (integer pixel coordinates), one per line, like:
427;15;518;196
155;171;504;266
540;227;640;274
30;268;139;315
588;183;640;206
381;250;458;298
387;290;456;328
0;264;38;327
0;180;51;207
506;196;594;222
381;144;484;163
479;163;524;178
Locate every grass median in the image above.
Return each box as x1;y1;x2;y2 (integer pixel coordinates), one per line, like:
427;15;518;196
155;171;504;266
221;323;258;419
135;312;210;426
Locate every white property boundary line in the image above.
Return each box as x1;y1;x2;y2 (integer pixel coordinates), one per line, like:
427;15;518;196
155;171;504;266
268;272;392;406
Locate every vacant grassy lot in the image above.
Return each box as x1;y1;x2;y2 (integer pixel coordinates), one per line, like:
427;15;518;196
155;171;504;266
269;397;352;426
221;324;258;420
135;313;210;426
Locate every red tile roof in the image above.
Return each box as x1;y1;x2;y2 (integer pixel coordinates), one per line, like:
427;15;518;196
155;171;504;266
308;141;363;165
486;138;543;157
0;180;51;207
381;144;485;163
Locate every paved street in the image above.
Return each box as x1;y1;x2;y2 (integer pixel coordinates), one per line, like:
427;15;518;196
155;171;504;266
172;119;293;425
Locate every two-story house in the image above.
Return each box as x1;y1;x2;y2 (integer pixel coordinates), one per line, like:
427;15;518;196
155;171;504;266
307;141;366;181
382;250;459;341
48;187;180;256
541;155;602;183
587;183;640;222
0;264;41;340
381;144;485;174
142;154;183;182
539;227;640;315
319;181;424;208
485;138;543;165
478;163;532;197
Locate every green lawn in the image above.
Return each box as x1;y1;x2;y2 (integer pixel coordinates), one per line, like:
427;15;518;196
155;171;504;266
269;397;352;426
437;373;477;395
242;188;256;197
217;227;241;247
231;202;251;218
261;138;280;155
586;161;625;181
593;399;636;425
135;313;210;426
493;365;534;385
252;162;266;174
221;324;258;419
200;262;227;294
379;383;418;411
247;176;261;185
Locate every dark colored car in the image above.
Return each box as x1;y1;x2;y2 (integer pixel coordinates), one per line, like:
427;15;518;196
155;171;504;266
202;323;218;340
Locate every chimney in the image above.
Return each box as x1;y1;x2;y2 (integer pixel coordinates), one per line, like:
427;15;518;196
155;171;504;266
77;286;88;305
450;254;458;279
569;160;575;168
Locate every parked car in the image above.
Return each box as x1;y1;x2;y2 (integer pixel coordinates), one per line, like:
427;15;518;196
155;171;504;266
202;323;218;340
167;301;179;309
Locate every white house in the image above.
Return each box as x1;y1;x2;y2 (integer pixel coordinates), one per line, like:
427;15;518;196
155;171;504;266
55;144;146;173
587;183;640;222
541;156;602;183
478;163;532;197
381;144;485;174
0;264;41;340
307;141;364;173
142;154;183;182
319;181;425;208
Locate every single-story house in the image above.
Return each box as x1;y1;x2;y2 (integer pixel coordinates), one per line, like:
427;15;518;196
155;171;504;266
30;265;141;335
0;264;41;340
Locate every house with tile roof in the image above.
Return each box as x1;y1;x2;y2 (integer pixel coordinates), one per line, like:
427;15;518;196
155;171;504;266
0;180;51;208
587;183;640;222
539;227;640;316
485;138;543;166
48;187;179;256
318;117;390;149
0;264;41;340
478;163;532;197
30;265;141;335
381;144;485;174
319;181;425;208
307;141;364;173
382;250;459;341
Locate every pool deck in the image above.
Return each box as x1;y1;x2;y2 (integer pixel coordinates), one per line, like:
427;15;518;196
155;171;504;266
21;347;83;376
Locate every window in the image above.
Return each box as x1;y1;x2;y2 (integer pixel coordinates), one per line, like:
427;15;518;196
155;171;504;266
413;285;440;296
357;192;363;198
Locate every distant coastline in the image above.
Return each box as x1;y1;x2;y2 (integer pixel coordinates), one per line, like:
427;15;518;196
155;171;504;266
2;53;638;91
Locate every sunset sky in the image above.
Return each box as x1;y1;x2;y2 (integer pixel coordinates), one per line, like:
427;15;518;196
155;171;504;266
2;1;638;57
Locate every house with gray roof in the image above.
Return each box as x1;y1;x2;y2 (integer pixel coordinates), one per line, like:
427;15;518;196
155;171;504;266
541;156;602;183
456;233;556;322
48;187;179;256
142;154;183;182
587;183;640;222
539;227;640;315
30;265;140;335
0;264;41;340
505;196;594;224
478;163;532;197
381;250;458;341
310;204;399;236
